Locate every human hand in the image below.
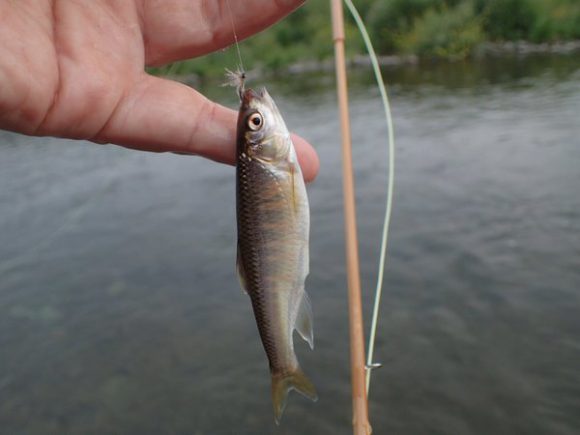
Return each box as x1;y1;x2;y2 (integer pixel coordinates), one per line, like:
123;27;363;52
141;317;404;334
0;0;319;181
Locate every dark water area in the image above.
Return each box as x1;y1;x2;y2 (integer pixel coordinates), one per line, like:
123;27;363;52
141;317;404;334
1;53;579;434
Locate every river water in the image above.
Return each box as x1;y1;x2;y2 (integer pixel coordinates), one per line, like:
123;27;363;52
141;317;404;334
1;54;579;434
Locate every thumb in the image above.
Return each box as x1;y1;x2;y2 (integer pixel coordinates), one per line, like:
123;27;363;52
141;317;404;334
95;74;319;182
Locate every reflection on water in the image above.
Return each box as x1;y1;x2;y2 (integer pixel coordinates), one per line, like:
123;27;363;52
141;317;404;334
1;54;579;434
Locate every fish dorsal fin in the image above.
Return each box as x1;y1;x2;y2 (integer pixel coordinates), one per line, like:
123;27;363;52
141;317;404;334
294;291;314;349
236;243;248;295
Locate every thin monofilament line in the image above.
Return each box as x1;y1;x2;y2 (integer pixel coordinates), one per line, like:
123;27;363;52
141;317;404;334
343;0;396;396
225;0;245;73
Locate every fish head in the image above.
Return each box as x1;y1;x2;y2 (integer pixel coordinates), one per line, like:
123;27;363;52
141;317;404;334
237;88;292;163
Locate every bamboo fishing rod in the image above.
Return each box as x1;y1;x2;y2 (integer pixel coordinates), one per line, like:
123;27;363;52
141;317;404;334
330;1;372;434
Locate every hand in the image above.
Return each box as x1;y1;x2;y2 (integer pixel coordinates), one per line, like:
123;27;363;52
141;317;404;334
0;0;319;181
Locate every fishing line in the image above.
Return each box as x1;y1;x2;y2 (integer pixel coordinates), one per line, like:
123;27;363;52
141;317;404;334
343;0;396;396
224;0;246;74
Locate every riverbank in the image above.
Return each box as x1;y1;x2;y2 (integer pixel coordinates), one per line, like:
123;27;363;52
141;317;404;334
289;39;580;73
167;40;580;87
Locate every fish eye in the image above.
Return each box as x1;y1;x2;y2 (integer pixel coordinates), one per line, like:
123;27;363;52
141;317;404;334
247;113;263;131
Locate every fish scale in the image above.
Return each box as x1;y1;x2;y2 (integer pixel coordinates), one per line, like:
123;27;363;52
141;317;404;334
235;87;317;423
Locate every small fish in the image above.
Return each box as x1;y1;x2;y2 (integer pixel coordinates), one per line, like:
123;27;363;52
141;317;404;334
235;85;317;423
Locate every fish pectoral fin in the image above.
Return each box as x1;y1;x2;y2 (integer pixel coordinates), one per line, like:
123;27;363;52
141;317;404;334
236;244;249;295
271;368;318;425
295;291;314;350
290;163;297;215
289;161;302;216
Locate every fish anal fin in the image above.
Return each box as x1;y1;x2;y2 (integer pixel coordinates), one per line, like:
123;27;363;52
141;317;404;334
271;368;317;425
236;244;248;295
294;291;314;350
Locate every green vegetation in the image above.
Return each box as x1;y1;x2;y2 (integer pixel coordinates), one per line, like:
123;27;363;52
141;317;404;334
397;1;484;58
154;0;580;77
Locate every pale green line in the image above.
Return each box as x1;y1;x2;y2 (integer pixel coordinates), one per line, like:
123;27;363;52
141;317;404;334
343;0;396;396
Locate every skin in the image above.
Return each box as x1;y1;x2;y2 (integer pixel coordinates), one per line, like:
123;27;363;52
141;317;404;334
0;0;319;182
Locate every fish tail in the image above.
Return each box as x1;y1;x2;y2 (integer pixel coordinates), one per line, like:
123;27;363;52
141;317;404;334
271;368;317;424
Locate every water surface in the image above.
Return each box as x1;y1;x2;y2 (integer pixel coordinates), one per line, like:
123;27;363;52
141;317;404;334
1;54;579;434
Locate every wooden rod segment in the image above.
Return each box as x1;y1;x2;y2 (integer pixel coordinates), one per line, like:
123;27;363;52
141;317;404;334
330;1;372;434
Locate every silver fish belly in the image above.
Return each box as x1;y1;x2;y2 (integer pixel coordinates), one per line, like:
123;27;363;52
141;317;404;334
235;87;316;423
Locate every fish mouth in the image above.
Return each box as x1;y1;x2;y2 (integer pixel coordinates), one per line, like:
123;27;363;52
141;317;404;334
242;87;271;107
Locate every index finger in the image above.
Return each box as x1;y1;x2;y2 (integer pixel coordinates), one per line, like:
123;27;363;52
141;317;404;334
94;74;320;182
140;0;306;65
